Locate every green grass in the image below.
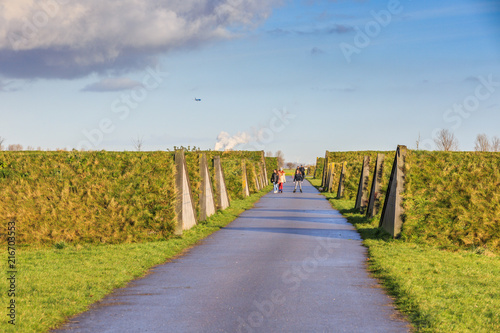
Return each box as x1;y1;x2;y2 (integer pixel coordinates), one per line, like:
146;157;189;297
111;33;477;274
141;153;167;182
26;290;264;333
320;150;393;200
0;188;271;333
0;150;269;246
0;151;178;245
310;178;500;332
265;157;278;180
403;151;500;253
317;150;500;252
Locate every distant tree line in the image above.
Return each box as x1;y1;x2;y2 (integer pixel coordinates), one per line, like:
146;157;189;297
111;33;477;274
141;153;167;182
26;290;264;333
266;150;284;168
0;136;53;151
474;133;500;152
414;130;500;152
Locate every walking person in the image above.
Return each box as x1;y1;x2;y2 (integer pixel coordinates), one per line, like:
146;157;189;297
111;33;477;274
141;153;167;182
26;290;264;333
293;168;303;193
271;169;279;193
299;165;305;178
278;167;286;193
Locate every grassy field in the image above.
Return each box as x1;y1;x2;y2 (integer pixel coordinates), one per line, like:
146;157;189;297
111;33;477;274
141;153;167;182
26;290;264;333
0;189;271;333
310;178;500;332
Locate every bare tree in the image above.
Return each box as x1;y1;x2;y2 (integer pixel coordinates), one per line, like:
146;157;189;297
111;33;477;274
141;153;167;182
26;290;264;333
474;133;491;152
415;132;421;150
491;136;500;152
0;136;5;150
132;136;144;152
275;150;285;168
434;129;459;151
8;144;23;151
286;162;295;169
265;151;273;157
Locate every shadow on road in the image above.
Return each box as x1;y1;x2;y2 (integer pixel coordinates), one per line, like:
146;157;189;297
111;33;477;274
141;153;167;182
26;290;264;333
268;196;326;201
251;209;343;215
222;226;361;240
238;215;347;225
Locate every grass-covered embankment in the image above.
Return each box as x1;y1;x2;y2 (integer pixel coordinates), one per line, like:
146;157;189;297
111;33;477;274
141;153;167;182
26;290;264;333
0;150;269;246
310;178;500;332
265;157;278;179
403;151;500;253
318;150;393;200
0;189;271;333
0;151;178;245
319;150;500;253
313;156;324;179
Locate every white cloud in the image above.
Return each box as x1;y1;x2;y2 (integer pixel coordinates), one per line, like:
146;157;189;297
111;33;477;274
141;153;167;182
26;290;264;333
0;0;280;79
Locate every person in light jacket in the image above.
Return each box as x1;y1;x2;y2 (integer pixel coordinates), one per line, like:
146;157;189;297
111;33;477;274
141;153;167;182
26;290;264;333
293;168;303;193
278;167;286;193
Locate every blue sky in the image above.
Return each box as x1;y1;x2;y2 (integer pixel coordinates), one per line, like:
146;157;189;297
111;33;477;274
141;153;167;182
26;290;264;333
1;0;499;164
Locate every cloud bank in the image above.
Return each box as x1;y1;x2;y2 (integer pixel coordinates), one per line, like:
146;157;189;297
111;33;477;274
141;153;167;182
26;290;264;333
0;0;279;79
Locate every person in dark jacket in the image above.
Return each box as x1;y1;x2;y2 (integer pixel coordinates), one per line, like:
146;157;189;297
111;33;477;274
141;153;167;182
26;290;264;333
299;165;305;178
293;168;303;193
271;169;279;193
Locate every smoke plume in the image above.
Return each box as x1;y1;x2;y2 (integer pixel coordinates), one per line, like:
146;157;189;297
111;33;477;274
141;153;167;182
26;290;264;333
214;131;252;151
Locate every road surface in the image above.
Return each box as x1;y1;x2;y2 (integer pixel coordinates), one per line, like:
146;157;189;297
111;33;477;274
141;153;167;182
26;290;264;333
54;178;410;332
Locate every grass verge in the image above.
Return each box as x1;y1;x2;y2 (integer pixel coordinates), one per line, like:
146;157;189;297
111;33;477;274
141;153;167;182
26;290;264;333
283;168;295;176
0;187;271;333
310;178;500;333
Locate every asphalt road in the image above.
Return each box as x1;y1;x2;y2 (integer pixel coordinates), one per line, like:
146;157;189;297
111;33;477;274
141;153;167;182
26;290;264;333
54;178;410;333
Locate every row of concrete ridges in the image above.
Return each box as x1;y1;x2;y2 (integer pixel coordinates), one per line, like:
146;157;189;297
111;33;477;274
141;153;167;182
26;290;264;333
174;150;269;235
321;145;407;237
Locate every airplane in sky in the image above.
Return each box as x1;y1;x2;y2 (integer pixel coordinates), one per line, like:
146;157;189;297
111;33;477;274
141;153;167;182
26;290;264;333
194;98;201;101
